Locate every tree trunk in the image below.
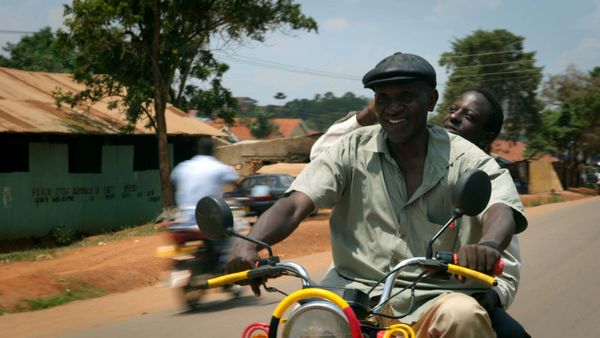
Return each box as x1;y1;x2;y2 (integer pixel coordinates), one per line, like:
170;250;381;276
151;0;174;208
155;101;174;207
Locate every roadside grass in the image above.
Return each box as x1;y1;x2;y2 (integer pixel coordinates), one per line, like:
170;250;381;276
0;222;163;264
523;194;567;207
16;279;107;312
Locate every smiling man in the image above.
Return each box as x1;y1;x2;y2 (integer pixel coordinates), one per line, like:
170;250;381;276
226;52;527;338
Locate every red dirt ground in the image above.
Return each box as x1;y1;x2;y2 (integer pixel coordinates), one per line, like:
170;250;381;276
0;190;596;312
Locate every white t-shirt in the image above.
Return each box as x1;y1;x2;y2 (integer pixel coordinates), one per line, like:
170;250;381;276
170;155;239;211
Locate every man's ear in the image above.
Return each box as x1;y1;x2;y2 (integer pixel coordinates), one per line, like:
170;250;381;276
428;89;439;112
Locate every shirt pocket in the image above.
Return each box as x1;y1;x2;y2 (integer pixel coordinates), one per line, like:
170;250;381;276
417;220;460;256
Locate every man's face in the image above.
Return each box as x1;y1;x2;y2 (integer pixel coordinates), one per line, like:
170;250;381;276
442;91;493;148
373;81;437;144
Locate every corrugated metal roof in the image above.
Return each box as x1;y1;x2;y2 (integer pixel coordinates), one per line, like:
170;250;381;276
0;67;224;136
208;117;306;141
491;139;559;163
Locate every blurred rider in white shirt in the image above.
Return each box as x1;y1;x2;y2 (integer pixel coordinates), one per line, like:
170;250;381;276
171;137;239;228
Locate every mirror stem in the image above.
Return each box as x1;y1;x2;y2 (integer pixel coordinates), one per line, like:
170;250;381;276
228;230;274;258
425;209;462;259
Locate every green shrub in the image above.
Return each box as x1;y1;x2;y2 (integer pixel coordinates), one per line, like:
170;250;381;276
50;226;75;246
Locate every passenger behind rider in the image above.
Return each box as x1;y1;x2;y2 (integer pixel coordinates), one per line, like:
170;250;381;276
226;52;527;338
310;89;529;338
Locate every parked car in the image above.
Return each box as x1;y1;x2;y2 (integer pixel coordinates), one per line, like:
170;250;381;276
224;174;295;216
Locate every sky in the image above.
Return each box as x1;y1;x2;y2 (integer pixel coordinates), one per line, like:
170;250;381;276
1;0;599;106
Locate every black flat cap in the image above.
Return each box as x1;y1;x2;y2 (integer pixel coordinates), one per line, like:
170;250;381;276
362;52;437;89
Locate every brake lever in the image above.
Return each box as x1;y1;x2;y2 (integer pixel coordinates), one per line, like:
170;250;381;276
255;256;280;267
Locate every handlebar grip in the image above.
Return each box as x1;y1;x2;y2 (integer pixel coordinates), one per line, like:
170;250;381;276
447;264;497;287
437;251;504;276
493;259;504;276
203;270;251;289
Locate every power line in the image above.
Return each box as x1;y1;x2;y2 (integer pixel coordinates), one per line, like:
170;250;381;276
215;52;362;79
452;69;541;79
215;52;362;81
0;30;37;35
477;75;538;84
452;60;533;69
442;49;523;59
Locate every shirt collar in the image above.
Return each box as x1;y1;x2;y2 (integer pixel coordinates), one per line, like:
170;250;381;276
364;126;387;153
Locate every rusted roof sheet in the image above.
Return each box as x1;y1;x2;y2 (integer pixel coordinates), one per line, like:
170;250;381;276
491;139;559;163
0;67;224;136
207;117;306;141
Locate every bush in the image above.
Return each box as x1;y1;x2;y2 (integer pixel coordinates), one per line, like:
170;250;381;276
50;226;75;246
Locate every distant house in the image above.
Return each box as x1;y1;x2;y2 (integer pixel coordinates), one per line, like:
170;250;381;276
0;67;224;241
207;117;309;142
491;140;562;194
234;97;258;115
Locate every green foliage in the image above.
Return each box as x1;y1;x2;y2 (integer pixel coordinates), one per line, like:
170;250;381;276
274;92;287;100
50;226;75;246
281;91;370;131
434;29;543;139
56;0;316;207
250;109;278;139
0;27;75;72
57;0;317;125
23;282;106;311
527;65;600;160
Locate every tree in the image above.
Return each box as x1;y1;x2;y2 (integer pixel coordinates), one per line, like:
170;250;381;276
282;91;369;131
55;0;317;208
249;110;278;139
0;27;75;72
274;92;287;100
527;65;600;187
432;29;544;139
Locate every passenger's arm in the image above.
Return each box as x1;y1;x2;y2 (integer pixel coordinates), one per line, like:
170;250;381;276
309;101;376;161
355;100;377;126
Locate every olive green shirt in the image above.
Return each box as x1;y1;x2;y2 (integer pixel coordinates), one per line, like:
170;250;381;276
289;124;526;321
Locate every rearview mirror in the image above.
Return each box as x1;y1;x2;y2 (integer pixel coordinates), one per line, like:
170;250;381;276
452;169;491;217
195;196;234;240
426;169;492;259
195;196;275;258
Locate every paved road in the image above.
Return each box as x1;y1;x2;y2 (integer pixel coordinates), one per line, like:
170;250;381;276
508;196;600;337
64;252;334;338
3;197;599;337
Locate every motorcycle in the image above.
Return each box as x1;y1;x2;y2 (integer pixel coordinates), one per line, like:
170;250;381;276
156;198;250;310
194;170;503;337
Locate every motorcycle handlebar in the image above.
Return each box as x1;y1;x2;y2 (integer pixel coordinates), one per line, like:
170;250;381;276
446;264;497;287
200;262;312;289
201;257;499;299
200;270;251;289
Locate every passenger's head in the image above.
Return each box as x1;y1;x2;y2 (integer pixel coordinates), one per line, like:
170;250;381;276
362;53;439;144
197;137;214;156
442;89;504;153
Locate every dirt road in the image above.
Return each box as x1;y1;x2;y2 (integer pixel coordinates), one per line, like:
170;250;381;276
0;210;333;312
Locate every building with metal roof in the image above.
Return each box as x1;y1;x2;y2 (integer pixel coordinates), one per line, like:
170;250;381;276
0;67;224;242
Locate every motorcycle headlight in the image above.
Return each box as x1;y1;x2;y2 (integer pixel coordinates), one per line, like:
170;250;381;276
282;301;352;338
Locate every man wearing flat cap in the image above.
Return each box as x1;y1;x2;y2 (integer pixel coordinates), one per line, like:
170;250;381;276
226;52;527;338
